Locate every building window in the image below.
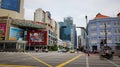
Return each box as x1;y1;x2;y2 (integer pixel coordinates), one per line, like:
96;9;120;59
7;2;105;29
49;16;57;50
108;29;110;32
115;38;117;42
100;23;104;25
117;22;119;25
108;38;111;40
107;22;110;25
49;30;50;34
114;21;119;27
114;22;116;26
100;30;103;32
115;37;120;42
119;29;120;33
118;37;120;42
90;23;96;28
115;29;117;33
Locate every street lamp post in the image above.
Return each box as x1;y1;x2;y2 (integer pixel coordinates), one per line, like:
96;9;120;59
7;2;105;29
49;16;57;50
76;16;90;56
85;15;90;56
85;16;88;26
76;26;89;56
104;23;107;46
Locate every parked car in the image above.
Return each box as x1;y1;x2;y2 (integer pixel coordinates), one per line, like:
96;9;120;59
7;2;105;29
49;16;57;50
69;49;75;53
58;49;62;52
42;48;48;52
61;49;67;53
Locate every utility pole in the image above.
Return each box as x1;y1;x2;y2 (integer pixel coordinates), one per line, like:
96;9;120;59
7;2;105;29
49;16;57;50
85;16;88;27
76;15;89;56
104;23;107;46
85;15;90;56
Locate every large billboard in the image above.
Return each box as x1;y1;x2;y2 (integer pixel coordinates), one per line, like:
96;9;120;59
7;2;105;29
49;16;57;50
27;30;47;45
0;23;6;40
1;0;20;12
9;27;24;40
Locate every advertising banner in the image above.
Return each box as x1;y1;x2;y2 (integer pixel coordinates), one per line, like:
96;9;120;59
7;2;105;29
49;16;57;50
27;30;47;45
9;27;24;40
1;0;20;12
0;23;6;40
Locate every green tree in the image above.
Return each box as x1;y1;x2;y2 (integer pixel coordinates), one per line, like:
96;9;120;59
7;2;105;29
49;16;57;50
50;45;58;51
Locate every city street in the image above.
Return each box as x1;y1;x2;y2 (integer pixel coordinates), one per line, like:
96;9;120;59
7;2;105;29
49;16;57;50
0;52;120;67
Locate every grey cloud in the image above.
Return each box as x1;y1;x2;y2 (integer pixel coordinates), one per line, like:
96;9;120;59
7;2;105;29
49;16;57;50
24;0;120;26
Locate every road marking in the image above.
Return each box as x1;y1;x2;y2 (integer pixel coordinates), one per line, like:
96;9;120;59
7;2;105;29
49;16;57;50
86;56;89;67
107;60;120;67
26;53;53;67
56;54;83;67
0;64;38;67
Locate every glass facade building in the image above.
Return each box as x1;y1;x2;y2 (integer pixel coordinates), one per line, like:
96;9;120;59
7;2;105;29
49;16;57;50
59;22;71;41
59;17;77;48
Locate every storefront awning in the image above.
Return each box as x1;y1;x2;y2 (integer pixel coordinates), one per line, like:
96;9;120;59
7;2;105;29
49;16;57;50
0;40;27;43
0;40;17;43
11;19;46;29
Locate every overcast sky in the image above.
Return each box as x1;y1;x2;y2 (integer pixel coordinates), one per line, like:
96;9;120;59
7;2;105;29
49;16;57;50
24;0;120;35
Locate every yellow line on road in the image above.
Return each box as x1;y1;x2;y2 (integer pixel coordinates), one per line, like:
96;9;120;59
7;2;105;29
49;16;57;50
0;64;38;67
56;54;83;67
26;53;53;67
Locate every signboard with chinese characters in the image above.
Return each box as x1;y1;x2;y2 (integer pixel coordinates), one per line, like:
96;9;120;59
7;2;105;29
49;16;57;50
0;23;6;40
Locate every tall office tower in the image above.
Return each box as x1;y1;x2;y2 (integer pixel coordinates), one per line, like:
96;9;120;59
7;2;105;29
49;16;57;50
88;13;120;52
64;16;73;26
81;29;87;49
59;21;71;41
71;24;77;48
0;0;24;19
59;16;77;48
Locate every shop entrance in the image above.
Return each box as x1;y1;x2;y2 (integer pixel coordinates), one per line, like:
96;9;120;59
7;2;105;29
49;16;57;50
0;41;26;52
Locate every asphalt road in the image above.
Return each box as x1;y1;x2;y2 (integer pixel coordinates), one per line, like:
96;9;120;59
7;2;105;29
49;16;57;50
0;51;120;67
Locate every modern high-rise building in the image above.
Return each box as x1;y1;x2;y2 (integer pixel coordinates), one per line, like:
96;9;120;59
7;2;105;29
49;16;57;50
34;8;45;22
81;29;87;50
88;13;120;52
59;16;77;48
34;8;59;47
71;24;77;48
64;16;73;26
0;0;24;19
78;35;82;49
